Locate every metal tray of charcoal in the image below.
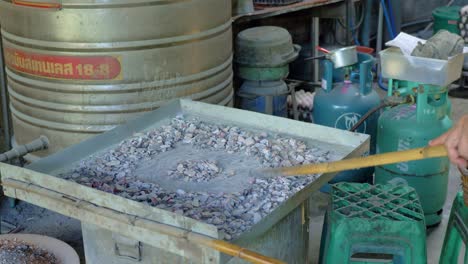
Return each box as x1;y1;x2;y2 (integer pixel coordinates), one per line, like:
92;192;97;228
0;99;369;263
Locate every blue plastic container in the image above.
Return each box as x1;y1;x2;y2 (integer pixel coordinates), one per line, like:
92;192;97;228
313;53;381;192
237;80;289;117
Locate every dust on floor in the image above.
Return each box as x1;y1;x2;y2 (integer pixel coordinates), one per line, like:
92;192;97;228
0;198;84;263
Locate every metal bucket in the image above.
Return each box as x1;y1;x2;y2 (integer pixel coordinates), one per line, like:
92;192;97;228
237;80;289;117
0;0;233;159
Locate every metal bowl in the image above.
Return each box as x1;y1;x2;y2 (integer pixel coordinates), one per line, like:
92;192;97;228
0;234;80;264
235;26;300;67
326;46;358;68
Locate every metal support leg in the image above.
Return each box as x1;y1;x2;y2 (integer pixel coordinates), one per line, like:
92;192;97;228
361;0;372;47
345;0;351;45
376;2;383;54
290;85;299;120
449;70;468;99
312;17;320;85
0;36;10;150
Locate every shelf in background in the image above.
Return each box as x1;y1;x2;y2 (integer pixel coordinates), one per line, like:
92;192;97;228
233;0;347;22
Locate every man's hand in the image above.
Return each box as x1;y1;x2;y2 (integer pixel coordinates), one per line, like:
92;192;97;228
430;115;468;168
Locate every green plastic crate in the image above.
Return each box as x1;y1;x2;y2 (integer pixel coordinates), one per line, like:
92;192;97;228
439;191;468;264
319;183;427;264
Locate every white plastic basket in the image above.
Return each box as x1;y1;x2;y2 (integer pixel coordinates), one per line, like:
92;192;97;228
380;47;464;86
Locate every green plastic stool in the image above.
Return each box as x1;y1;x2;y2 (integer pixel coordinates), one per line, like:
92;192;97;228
439;191;468;264
319;183;427;264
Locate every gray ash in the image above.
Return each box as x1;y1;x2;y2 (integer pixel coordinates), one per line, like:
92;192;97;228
168;160;224;182
61;116;334;240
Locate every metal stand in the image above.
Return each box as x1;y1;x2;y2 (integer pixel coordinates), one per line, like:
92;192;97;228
312;17;320;85
0;35;10;149
290;84;299;120
376;2;383;53
345;0;351;45
449;70;468;99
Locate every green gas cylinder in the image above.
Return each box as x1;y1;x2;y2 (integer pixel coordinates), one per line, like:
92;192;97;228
374;81;452;226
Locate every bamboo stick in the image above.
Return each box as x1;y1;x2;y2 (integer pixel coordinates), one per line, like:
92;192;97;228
258;145;448;177
1;179;285;264
460;167;468;206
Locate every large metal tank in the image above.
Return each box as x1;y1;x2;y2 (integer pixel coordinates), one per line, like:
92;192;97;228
0;0;233;159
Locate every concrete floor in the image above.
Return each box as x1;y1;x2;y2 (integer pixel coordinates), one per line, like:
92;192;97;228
308;95;468;263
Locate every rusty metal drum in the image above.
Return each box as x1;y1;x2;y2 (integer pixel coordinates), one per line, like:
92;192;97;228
0;0;233;159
